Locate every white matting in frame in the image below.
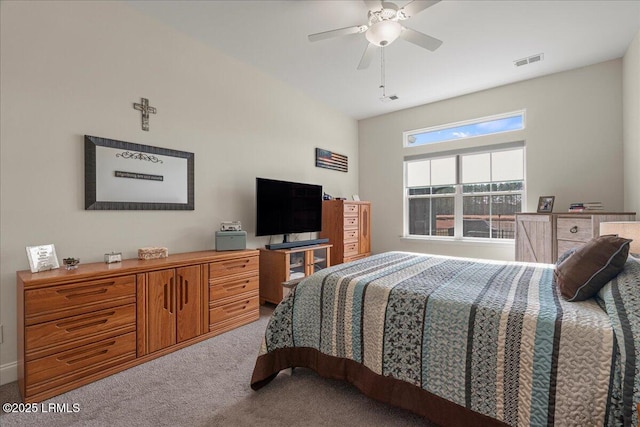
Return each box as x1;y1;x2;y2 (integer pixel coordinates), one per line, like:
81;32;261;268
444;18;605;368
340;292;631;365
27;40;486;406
26;244;60;273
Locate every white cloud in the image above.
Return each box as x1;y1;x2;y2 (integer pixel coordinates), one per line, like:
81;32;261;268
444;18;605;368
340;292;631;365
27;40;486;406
452;131;470;138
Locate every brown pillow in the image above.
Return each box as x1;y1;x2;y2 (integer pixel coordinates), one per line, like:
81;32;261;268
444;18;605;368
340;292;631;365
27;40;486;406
554;235;631;301
556;247;577;266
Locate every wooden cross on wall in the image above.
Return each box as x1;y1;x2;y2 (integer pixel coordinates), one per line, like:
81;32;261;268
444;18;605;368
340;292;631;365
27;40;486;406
133;97;157;131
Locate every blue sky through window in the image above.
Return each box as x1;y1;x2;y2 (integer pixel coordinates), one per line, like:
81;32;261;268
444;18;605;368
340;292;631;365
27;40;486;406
407;114;524;146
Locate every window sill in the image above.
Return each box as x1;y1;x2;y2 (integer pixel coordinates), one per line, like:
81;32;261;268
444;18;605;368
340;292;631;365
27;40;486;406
400;236;515;247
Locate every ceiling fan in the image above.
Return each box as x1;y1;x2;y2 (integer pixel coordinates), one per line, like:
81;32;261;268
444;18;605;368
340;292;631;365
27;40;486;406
308;0;443;70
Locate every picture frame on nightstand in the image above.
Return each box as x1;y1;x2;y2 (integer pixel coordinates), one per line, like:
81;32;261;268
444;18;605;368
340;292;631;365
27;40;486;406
537;196;555;213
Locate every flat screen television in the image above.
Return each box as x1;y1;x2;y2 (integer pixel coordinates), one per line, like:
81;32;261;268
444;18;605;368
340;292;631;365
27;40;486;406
256;178;322;241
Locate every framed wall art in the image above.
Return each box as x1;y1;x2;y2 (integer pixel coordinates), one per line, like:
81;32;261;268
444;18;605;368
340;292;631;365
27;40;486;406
316;148;348;173
84;135;194;210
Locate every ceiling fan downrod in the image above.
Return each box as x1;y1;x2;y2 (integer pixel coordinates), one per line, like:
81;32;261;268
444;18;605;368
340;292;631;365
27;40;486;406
379;47;398;102
380;46;386;97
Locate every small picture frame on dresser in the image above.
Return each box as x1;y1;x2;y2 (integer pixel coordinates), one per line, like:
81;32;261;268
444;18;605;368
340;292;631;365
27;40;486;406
537;196;555;213
26;244;60;273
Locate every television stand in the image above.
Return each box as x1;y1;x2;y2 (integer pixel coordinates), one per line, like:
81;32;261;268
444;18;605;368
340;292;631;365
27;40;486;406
259;243;332;304
265;238;329;250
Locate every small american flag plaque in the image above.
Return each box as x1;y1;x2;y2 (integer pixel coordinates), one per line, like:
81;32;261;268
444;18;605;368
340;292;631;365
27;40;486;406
315;148;348;173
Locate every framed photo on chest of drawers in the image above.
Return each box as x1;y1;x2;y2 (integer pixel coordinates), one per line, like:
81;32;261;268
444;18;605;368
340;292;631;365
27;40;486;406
16;250;259;403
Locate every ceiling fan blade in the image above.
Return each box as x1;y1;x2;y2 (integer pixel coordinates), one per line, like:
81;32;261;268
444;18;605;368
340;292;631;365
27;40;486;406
400;26;443;51
308;25;367;42
363;0;381;10
357;43;377;70
398;0;441;19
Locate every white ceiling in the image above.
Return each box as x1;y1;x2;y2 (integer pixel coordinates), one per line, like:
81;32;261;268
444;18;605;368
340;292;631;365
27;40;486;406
129;0;640;120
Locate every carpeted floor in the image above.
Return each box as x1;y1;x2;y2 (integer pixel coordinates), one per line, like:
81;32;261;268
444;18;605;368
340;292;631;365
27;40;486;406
0;305;433;426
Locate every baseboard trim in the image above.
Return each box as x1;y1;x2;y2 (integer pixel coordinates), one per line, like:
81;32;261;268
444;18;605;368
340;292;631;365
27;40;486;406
1;361;18;385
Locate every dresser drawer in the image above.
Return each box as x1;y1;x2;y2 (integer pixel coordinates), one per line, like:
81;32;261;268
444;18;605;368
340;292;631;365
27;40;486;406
344;229;359;243
344;216;359;229
26;332;136;395
345;253;369;264
557;218;593;241
209;256;258;278
25;275;136;324
344;204;359;216
209;273;258;302
344;242;359;257
25;304;136;356
209;311;259;335
209;293;259;325
557;239;586;258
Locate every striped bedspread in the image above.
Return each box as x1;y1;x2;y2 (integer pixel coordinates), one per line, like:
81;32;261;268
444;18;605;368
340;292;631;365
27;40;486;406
251;252;640;426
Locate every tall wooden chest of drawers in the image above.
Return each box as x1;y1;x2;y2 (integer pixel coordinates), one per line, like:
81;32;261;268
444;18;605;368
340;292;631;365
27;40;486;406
515;212;635;263
17;250;258;403
320;200;371;264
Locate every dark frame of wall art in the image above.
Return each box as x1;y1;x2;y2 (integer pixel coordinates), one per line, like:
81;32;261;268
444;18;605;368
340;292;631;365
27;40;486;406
84;135;194;210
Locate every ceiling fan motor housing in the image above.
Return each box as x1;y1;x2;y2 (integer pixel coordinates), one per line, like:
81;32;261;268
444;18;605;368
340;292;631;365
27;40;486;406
368;2;399;25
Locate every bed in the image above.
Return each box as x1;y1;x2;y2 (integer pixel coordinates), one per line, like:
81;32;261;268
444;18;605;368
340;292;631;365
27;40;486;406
251;250;640;426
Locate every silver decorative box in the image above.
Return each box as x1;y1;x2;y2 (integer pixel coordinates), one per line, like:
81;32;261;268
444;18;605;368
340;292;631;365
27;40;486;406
104;252;122;264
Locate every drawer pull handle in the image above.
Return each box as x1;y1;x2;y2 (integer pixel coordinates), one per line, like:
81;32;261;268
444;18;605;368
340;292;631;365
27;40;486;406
570;226;578;234
64;319;109;332
225;301;250;313
57;340;116;364
225;281;250;291
57;311;115;331
57;283;111;299
222;260;250;269
62;349;109;365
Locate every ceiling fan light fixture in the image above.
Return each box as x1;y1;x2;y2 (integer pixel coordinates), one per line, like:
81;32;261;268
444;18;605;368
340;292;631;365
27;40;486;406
365;20;402;47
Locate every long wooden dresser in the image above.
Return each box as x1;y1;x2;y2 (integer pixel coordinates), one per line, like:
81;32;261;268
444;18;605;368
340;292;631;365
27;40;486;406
17;250;259;403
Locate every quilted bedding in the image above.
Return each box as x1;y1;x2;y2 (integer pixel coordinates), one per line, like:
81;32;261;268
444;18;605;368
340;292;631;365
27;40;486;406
251;252;640;426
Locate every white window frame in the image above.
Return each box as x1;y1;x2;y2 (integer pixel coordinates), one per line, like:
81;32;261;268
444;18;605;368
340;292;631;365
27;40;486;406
403;110;526;148
403;143;525;242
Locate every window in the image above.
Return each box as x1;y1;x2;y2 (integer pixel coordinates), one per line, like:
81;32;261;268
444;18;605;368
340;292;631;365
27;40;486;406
404;111;524;147
405;146;524;240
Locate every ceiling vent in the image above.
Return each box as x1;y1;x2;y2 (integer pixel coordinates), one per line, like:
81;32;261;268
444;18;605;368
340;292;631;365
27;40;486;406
514;53;544;67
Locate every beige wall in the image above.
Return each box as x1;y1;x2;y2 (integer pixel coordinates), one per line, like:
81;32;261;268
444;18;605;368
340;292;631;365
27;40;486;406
623;30;640;213
1;1;634;389
359;59;625;260
0;1;358;383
